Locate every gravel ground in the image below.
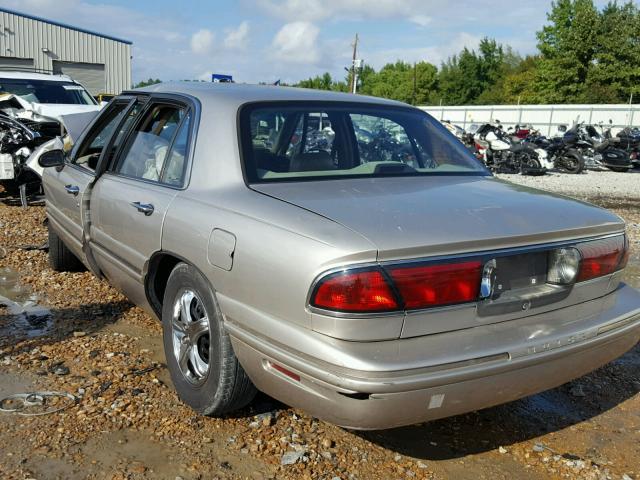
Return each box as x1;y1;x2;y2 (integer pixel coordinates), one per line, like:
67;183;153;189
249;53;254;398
496;169;640;204
0;182;639;480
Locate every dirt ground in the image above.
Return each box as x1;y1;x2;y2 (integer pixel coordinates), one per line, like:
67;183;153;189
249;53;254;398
0;191;639;480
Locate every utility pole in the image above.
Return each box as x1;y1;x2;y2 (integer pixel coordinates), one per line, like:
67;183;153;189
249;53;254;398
348;33;359;94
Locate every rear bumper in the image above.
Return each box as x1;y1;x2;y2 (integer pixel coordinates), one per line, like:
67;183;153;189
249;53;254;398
226;284;640;430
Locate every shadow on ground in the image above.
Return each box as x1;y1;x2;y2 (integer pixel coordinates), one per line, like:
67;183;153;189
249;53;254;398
356;343;640;461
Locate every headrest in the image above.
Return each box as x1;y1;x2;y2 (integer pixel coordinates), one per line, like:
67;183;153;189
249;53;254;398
289;151;335;172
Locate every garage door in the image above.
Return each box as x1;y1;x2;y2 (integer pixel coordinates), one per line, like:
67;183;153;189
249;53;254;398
52;61;105;96
0;56;34;70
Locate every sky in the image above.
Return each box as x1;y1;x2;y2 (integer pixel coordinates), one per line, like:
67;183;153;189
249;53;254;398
0;0;612;85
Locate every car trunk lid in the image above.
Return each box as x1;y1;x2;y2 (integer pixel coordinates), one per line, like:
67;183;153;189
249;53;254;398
252;176;624;261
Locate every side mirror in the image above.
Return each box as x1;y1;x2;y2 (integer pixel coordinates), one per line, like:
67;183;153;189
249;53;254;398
38;149;65;168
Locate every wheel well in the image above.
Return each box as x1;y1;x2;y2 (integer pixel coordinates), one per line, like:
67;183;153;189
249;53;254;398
146;253;182;318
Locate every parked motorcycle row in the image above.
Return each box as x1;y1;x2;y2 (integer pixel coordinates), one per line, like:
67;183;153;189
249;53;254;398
442;119;640;175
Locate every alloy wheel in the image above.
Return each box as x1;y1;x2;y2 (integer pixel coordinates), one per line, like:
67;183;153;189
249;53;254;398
171;289;211;385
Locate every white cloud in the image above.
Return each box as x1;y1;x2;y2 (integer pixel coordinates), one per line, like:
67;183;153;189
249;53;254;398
271;21;320;64
364;32;481;68
409;15;431;27
258;0;429;22
224;21;250;49
190;29;214;54
0;0;557;86
2;0;182;42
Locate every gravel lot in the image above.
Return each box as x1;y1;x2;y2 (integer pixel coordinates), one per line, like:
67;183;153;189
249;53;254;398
0;175;639;480
496;169;640;203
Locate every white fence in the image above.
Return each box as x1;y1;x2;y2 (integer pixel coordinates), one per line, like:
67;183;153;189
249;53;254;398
420;104;640;136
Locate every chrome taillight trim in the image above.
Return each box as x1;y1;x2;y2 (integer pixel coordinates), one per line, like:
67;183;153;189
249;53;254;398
306;232;627;317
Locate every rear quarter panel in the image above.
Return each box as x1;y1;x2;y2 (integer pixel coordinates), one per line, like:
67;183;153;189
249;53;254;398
161;185;378;331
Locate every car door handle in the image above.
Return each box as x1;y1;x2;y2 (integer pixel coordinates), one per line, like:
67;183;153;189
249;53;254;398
64;184;80;196
130;202;154;216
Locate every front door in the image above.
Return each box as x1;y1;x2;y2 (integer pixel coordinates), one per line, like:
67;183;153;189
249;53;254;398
42;100;134;264
89;99;193;308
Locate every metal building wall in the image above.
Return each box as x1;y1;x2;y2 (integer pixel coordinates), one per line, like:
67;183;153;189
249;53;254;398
0;9;131;94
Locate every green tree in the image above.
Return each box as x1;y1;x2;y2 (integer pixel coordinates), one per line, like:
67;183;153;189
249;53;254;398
499;55;544;104
359;61;437;105
134;78;162;88
438;48;483;105
296;72;347;92
436;38;514;105
535;0;600;102
585;1;640;103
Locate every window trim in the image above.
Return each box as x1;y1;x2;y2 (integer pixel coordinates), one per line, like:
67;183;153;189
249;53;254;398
68;96;137;175
237;100;491;186
105;94;198;189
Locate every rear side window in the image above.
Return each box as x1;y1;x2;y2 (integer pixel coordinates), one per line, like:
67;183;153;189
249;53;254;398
240;102;487;183
161;112;191;186
115;104;188;184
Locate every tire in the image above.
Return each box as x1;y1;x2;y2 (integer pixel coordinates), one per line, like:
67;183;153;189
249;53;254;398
162;262;256;416
559;153;584;174
47;225;85;272
607;166;631;172
519;152;545;176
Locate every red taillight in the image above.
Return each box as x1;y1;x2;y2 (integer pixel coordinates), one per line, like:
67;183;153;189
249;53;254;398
577;235;627;282
388;261;482;309
311;270;399;312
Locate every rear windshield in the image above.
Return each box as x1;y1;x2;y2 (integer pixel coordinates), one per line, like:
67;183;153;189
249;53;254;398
0;79;96;105
239;102;488;183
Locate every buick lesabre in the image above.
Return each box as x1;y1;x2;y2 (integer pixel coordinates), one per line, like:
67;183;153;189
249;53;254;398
38;83;640;429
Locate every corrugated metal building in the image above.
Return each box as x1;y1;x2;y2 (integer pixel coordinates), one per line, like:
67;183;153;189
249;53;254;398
0;7;132;95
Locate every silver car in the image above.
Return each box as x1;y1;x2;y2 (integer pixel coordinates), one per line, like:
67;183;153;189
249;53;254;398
38;83;640;430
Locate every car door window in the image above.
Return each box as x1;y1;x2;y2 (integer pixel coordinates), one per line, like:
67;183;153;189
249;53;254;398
115;104;185;182
73;102;130;171
161;112;191;186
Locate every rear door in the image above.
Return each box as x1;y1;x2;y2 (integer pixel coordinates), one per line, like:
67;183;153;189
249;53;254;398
42;98;135;263
89;96;195;307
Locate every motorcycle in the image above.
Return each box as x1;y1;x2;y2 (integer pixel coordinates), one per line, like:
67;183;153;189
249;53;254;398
474;123;548;175
614;126;640;168
575;122;633;172
526;126;585;174
513;124;532;139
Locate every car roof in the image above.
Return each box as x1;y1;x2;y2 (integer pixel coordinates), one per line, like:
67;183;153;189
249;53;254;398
0;71;77;83
132;82;409;110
